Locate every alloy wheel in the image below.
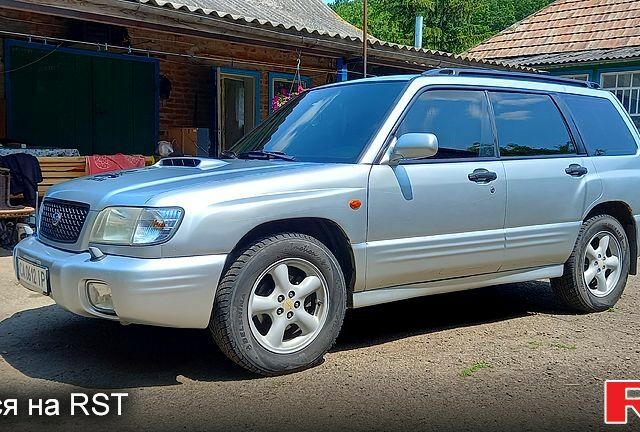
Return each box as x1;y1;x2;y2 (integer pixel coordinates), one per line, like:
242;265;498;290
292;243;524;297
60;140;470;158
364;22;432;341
582;231;622;298
247;258;329;354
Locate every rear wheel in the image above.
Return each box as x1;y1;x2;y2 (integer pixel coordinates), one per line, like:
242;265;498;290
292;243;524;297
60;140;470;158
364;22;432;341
210;233;346;375
551;214;630;312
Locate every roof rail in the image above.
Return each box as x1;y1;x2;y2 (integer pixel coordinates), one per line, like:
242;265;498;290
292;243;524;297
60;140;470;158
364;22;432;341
422;68;601;89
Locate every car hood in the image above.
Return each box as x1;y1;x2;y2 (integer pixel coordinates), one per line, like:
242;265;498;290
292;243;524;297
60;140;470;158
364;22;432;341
45;158;367;210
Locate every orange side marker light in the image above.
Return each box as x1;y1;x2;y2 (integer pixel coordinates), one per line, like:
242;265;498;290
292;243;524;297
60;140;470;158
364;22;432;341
349;199;362;210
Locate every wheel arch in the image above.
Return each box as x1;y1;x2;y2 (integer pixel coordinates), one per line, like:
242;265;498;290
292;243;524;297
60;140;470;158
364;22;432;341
584;201;637;275
225;217;357;305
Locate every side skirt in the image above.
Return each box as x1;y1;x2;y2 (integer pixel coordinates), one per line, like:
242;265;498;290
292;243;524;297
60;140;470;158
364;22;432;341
352;265;564;308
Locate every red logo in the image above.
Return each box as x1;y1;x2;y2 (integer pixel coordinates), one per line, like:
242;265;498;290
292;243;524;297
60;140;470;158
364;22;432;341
605;380;640;424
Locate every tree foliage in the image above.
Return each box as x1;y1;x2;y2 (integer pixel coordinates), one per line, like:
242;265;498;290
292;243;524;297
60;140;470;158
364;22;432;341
330;0;553;53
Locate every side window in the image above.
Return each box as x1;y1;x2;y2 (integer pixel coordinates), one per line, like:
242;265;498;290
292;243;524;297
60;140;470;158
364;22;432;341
489;92;576;157
560;94;638;156
396;90;495;160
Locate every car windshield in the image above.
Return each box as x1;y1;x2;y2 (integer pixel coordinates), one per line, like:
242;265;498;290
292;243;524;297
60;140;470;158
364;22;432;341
227;81;407;163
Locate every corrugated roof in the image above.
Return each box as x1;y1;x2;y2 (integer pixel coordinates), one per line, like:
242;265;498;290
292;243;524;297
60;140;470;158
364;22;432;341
130;0;363;40
128;0;532;70
467;0;640;62
506;46;640;66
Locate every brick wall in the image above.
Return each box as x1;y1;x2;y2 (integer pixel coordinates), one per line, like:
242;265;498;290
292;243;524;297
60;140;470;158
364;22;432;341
0;9;338;148
127;29;335;140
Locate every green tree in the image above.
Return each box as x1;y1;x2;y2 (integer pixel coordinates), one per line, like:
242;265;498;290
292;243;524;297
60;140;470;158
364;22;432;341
331;0;418;46
421;0;487;53
330;0;553;53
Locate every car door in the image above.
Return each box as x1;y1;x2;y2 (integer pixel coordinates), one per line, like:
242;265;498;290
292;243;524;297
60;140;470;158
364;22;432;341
366;89;507;290
489;91;597;271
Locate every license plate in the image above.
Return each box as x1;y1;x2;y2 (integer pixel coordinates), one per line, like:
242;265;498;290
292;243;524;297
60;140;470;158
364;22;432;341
17;257;50;295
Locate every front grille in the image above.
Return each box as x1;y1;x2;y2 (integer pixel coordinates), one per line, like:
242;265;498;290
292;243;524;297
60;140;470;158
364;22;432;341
39;199;90;243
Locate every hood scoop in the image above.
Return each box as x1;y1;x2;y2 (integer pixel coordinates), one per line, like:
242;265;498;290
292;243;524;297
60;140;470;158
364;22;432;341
157;157;226;169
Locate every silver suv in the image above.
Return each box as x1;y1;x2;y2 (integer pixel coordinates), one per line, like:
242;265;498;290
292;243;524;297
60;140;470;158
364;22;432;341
14;69;640;375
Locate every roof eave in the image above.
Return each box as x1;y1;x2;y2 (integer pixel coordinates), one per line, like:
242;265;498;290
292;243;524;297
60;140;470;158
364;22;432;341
3;0;533;71
497;53;640;69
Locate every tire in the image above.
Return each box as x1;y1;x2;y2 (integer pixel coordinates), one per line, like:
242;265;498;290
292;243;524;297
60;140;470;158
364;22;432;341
209;232;347;375
551;214;630;312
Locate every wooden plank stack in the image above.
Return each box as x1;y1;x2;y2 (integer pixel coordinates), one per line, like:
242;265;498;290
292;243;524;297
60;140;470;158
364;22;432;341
37;156;155;196
37;157;86;196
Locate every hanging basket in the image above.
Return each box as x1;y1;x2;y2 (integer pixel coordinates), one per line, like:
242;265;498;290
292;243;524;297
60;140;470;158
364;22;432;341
272;55;306;111
271;83;305;111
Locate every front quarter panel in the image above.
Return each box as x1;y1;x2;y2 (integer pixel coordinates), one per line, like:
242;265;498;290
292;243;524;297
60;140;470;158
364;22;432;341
151;164;372;257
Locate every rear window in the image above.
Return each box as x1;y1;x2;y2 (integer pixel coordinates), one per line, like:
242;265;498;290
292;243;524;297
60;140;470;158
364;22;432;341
561;94;638;156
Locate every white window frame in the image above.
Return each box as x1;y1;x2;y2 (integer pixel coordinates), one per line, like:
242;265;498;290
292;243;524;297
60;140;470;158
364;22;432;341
559;74;589;81
600;71;640;128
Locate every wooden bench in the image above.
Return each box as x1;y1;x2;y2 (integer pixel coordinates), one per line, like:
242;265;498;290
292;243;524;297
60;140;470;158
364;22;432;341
37;156;86;197
37;156;155;196
0;207;35;219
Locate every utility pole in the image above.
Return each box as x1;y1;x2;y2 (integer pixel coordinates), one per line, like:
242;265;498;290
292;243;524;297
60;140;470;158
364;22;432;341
362;0;368;78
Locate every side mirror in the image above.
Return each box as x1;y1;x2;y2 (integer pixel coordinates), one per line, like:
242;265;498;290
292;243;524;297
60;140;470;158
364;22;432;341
388;133;438;165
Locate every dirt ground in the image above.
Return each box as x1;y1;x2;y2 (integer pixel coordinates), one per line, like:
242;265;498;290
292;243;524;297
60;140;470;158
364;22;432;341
1;247;639;432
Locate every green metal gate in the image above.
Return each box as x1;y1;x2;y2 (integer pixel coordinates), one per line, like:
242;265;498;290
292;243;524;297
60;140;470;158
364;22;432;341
5;40;158;155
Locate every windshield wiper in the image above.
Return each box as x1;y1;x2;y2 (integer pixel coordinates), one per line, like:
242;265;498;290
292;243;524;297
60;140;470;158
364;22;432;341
220;150;237;159
237;150;295;161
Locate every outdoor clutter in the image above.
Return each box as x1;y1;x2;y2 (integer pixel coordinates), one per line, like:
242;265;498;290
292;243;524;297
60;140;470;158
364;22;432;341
0;153;41;208
0;153;154;249
0;154;40;249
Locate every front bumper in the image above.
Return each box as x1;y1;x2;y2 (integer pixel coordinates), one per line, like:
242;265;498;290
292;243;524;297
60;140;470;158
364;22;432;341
13;236;227;328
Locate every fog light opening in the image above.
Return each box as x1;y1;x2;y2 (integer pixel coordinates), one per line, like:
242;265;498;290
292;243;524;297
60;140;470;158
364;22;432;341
86;281;116;315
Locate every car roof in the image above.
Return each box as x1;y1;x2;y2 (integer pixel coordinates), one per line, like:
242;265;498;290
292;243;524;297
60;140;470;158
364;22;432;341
316;74;416;90
347;74;418;83
316;68;609;99
421;68;601;90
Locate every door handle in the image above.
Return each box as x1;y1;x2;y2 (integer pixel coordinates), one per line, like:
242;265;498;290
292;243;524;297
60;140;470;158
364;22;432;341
468;168;497;183
565;163;588;177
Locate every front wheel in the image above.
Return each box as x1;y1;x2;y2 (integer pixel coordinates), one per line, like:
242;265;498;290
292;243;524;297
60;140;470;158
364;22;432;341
551;214;630;312
209;233;346;375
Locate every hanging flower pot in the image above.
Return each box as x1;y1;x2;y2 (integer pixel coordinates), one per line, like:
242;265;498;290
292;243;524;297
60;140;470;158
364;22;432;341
272;84;306;111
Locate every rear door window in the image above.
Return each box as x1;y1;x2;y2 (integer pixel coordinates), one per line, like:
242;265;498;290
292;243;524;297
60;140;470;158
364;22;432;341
489;92;576;157
560;94;638;156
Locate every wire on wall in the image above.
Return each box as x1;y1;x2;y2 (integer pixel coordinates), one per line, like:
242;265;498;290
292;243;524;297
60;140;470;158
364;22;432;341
2;42;64;74
0;30;338;76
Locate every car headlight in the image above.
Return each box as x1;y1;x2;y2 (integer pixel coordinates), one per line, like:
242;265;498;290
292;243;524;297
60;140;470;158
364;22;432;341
89;207;183;246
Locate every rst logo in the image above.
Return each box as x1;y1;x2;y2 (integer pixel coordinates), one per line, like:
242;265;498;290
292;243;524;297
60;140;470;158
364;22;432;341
605;380;640;425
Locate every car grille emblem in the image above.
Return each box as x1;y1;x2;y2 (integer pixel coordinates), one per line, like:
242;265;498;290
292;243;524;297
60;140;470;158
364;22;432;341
51;211;63;227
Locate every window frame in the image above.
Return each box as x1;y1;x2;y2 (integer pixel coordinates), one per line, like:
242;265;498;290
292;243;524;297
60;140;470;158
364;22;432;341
558;74;590;81
559;92;640;157
487;89;584;160
377;85;585;165
599;70;640;127
380;86;501;165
